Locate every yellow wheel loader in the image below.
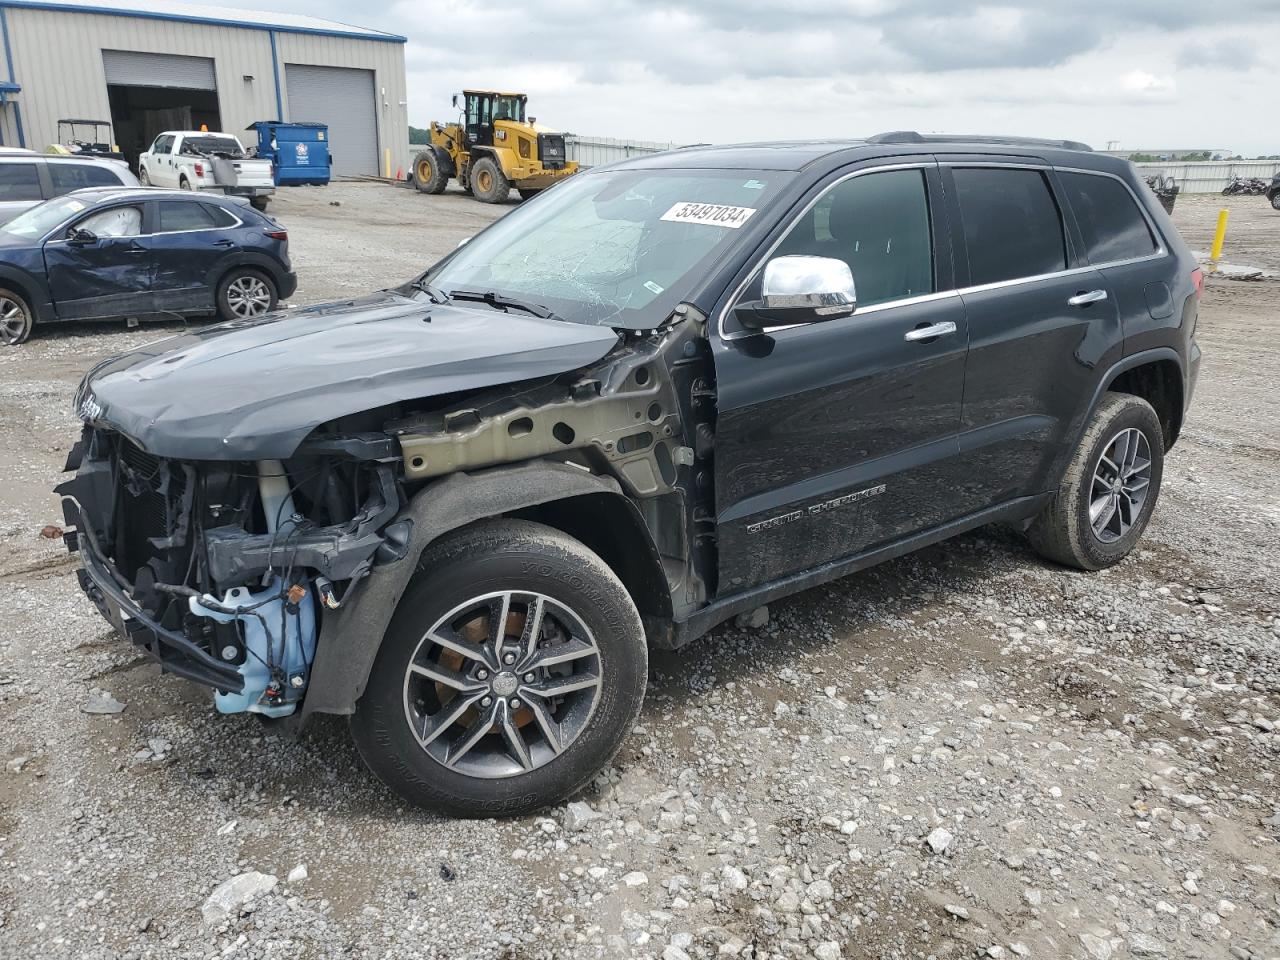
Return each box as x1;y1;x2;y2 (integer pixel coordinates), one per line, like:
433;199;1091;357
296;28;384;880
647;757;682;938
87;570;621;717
412;90;578;203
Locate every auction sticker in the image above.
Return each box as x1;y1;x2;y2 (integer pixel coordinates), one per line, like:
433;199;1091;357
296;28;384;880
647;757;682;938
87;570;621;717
660;202;757;229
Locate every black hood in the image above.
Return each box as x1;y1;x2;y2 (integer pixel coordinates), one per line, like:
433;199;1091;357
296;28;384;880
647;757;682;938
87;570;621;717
80;290;620;460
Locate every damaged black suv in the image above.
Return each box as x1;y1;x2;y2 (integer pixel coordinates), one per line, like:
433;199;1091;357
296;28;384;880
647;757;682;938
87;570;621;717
58;133;1202;816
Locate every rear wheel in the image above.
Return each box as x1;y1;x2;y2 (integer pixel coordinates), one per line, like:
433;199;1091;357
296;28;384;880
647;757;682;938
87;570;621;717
413;151;448;194
1027;392;1164;571
249;196;269;211
517;187;543;201
1271;193;1280;211
470;156;510;204
0;288;33;345
179;176;193;191
349;519;647;817
216;268;277;321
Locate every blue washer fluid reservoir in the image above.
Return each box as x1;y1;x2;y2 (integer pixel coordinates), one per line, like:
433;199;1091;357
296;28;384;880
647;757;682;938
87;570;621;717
189;578;317;718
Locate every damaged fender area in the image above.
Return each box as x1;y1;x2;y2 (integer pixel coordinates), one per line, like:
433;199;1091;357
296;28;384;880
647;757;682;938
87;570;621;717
294;460;654;723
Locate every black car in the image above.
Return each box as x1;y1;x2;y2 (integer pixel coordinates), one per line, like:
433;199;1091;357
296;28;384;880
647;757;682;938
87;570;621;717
57;133;1201;816
1267;172;1280;211
0;187;297;344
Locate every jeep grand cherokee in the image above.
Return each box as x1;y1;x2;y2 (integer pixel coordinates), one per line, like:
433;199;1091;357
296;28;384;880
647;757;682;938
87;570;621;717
57;132;1202;816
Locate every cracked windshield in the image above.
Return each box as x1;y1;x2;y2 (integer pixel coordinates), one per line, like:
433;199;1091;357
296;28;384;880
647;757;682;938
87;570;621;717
422;169;793;328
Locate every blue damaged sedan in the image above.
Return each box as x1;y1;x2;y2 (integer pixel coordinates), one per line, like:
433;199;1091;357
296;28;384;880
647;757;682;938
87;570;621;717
0;187;297;344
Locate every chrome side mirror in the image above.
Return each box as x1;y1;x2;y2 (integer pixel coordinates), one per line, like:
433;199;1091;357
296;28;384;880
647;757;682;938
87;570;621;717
735;255;857;331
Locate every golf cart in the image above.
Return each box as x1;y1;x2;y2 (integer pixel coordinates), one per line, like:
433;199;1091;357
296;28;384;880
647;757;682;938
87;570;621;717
47;119;125;162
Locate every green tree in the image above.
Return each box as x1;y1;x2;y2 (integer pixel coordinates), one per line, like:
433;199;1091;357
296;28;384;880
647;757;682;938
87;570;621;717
409;125;431;144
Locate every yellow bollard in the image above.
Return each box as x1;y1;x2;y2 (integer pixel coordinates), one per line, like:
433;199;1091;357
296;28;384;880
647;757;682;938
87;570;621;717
1209;208;1229;262
384;148;391;179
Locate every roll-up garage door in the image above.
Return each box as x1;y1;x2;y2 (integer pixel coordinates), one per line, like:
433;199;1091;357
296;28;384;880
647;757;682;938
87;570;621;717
285;64;378;177
102;50;216;89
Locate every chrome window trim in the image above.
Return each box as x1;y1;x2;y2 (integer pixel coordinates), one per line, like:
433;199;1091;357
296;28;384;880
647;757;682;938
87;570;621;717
716;159;1171;343
717;162;937;342
43;199;244;244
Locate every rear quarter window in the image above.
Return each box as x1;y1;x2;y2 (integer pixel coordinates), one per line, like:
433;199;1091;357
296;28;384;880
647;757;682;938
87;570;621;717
953;167;1067;286
1059;171;1157;264
49;163;125;193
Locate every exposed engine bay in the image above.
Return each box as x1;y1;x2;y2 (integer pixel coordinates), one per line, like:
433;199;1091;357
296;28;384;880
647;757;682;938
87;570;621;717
57;312;716;720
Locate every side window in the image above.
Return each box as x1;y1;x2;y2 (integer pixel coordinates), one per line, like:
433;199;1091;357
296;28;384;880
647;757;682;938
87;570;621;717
49;162;124;194
158;200;218;232
79;205;143;238
0;163;44;202
953;168;1067;286
773;169;935;307
1059;171;1156;264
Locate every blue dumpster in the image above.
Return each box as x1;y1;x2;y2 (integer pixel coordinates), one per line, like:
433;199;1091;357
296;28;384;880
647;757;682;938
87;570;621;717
246;121;331;186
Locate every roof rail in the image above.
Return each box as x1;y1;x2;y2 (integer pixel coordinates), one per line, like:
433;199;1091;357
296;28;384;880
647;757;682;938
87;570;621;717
867;131;1093;152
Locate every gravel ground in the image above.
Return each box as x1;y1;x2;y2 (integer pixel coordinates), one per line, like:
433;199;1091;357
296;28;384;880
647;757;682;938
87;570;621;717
1;185;1277;960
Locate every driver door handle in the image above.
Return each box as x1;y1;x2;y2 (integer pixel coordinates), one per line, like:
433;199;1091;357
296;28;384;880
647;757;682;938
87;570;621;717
1068;289;1108;307
904;321;957;342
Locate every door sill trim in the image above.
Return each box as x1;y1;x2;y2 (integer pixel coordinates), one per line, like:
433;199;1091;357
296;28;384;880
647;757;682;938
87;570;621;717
663;492;1051;650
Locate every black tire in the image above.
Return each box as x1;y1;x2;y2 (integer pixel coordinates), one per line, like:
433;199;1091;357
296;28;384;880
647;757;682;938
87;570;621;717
138;167;151;186
517;187;543;201
1027;392;1165;571
1270;193;1280;211
470;156;510;204
413;150;448;194
249;196;269;211
179;176;193;191
349;519;648;817
215;267;278;321
0;287;34;346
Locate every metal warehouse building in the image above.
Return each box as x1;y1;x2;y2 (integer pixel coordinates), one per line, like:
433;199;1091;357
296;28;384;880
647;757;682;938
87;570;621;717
0;0;408;176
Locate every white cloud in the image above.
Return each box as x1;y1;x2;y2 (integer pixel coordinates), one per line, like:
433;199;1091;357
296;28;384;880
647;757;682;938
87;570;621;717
218;0;1280;155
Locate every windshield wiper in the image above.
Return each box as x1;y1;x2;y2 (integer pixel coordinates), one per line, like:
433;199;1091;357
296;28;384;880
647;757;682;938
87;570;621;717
410;279;450;304
448;288;557;320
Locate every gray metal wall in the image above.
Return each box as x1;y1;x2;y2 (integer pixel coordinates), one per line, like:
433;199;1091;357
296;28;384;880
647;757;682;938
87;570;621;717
1;5;407;174
1133;160;1280;194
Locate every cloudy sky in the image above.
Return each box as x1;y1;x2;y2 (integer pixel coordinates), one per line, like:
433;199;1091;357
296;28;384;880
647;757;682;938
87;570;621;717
226;0;1279;155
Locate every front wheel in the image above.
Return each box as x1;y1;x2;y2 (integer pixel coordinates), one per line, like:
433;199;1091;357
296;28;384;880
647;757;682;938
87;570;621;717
349;519;648;817
469;156;510;204
138;167;151;186
216;268;278;320
1027;392;1165;571
1271;193;1280;211
413;151;448;194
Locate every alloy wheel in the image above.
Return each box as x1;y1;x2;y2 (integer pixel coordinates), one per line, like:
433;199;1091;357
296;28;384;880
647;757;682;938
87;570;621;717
225;276;272;318
1089;427;1152;543
402;590;603;779
0;296;29;345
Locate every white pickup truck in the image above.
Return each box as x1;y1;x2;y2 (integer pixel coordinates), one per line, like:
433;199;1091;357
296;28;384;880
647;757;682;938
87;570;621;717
137;131;274;209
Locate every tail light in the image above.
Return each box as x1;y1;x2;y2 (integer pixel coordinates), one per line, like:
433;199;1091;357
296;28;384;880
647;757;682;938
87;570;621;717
1190;268;1204;298
265;229;287;241
194;162;205;178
